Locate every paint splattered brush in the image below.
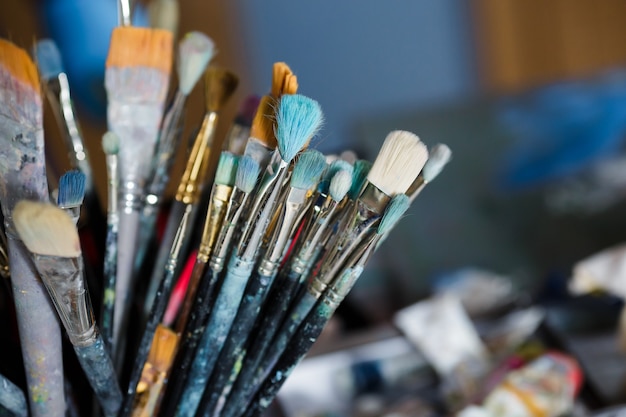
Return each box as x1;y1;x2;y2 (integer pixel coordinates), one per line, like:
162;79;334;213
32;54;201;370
407;143;452;202
57;170;86;224
105;26;173;352
0;373;27;417
143;67;238;318
14;201;122;417
101;131;120;352
0;38;65;417
194;149;326;417
243;195;411;417
135;32;215;273
225;95;260;155
171;94;323;417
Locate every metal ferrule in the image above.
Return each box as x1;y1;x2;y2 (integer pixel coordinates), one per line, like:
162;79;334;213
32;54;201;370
105;154;118;216
406;173;425;197
209;188;248;273
60;206;81;225
237;160;289;262
31;254;95;347
197;184;233;263
119;180;143;213
175;111;218;204
45;75;93;190
240;156;280;239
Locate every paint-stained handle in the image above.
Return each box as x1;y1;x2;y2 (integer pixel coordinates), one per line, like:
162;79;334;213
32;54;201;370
73;336;122;417
0;373;27;417
101;220;118;352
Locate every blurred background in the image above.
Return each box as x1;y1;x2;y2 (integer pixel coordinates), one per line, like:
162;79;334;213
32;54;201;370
4;1;626;415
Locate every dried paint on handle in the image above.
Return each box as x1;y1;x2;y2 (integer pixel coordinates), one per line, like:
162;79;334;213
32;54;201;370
0;372;27;417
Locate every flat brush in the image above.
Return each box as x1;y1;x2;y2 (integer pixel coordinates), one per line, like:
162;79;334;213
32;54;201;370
0;373;27;417
172;94;323;417
14;201;122;417
0;38;65;416
135;32;215;273
143;67;238;318
157;155;261;417
244;195;411;417
194;149;327;417
105;26;173;353
101;131;120;352
57;170;85;224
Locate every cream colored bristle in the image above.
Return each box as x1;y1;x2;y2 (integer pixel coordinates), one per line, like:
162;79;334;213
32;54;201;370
0;39;40;91
367;131;429;196
13;201;80;258
106;27;173;74
249;95;278;149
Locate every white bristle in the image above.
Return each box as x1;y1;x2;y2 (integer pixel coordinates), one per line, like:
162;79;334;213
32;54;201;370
177;31;215;96
422;144;452;182
13;201;80;258
367;131;429;196
102;131;120;155
329;169;352;202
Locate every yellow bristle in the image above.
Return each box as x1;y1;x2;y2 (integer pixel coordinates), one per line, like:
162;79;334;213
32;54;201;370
0;39;40;92
249;95;278;149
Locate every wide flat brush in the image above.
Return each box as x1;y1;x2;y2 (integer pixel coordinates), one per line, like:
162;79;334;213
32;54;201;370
57;170;86;225
194;149;327;417
172;94;323;417
105;26;173;354
0;38;65;417
143;67;238;318
243;195;411;417
14;201;122;417
0;373;27;417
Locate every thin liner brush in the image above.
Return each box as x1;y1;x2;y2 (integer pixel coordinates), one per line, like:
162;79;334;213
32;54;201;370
0;372;27;417
158;156;261;417
193;149;326;417
105;26;173;353
135;32;215;273
172;94;323;417
407;143;452;202
101;132;120;352
143;67;238;318
244;195;411;417
14;201;122;417
57;170;86;224
0;38;65;417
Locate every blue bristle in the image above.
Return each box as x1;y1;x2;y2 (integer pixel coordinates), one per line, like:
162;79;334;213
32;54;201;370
328;169;352;202
236;155;261;193
215;152;239;186
290;149;327;190
319;159;353;194
275;94;324;163
348;160;372;200
33;39;64;81
57;170;86;207
378;194;410;235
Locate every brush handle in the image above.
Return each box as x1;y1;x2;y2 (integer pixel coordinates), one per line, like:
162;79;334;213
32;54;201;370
194;268;279;417
101;219;118;352
174;259;206;334
134;201;159;276
7;237;66;417
174;257;254;417
0;373;27;417
73;335;122;417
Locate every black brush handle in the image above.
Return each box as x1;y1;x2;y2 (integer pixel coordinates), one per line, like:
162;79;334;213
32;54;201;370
101;221;117;353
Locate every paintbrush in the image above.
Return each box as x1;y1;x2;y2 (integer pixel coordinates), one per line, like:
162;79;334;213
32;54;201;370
243;195;411;417
14;201;122;417
407;143;452;202
170;94;323;417
225;95;260;155
57;170;85;225
156;155;262;417
135;32;215;273
101;131;120;352
149;0;180;35
105;26;173;353
0;373;27;417
194;149;327;417
118;0;131;25
143;67;238;318
223;131;427;417
118;204;193;417
0;38;66;417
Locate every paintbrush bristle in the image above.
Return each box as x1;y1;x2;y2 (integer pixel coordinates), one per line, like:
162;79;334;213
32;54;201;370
147;325;178;371
422;143;452;182
33;39;64;81
367;131;428;196
329;169;352;202
14;201;80;257
291;149;326;191
177;32;215;96
106;26;173;74
250;96;278;150
271;62;293;98
215;152;239;186
377;194;410;235
319;159;353;194
205;67;239;113
0;39;40;92
236;155;261;193
348;160;372;200
275;94;324;163
102;131;120;156
282;73;299;96
57;170;86;208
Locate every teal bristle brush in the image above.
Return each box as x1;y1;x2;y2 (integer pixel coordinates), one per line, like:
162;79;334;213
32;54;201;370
243;194;411;417
14;201;122;417
407;143;452;202
194;149;327;417
0;38;65;416
57;170;86;225
170;94;323;417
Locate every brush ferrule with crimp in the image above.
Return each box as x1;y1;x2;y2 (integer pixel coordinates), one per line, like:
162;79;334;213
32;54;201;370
119;180;144;213
209;187;248;273
175;111;218;204
59;206;81;225
197;184;232;263
31;254;96;346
